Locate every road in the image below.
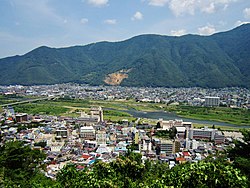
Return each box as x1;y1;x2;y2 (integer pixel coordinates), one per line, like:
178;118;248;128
0;96;59;107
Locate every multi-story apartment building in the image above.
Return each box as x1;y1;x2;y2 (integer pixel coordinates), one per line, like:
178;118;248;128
188;127;225;143
204;96;220;106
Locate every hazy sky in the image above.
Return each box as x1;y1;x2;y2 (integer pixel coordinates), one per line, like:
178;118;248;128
0;0;250;58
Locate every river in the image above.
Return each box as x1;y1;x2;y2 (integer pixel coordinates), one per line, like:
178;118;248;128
119;109;250;128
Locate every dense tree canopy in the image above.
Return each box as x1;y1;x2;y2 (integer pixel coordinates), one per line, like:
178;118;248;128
228;129;250;187
56;153;248;188
0;141;53;187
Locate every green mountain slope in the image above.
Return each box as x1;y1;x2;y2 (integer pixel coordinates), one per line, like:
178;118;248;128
0;24;249;87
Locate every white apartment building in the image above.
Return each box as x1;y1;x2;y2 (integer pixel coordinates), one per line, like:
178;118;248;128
158;119;192;130
204;96;220;106
140;138;152;152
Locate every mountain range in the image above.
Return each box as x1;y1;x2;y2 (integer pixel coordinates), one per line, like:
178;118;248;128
0;24;250;88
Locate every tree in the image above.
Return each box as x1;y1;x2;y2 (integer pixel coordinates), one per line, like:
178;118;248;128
156;122;161;129
56;149;248;188
0;141;46;187
169;126;177;139
34;141;47;148
228;129;250;185
153;161;248;188
57;152;160;188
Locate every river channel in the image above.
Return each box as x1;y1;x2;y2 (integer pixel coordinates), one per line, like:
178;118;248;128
109;108;250;128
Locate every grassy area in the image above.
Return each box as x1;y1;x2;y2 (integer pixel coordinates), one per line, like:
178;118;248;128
9;98;162;121
88;99;166;112
7;98;250;127
103;109;135;122
0;94;40;105
41;98;166;114
193;123;242;131
104;115;136;122
13;103;68;116
166;105;250;126
104;110;132;117
0;94;20;105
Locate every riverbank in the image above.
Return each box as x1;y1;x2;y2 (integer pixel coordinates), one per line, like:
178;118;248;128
165;105;250;126
193;123;242;131
9;98;250;128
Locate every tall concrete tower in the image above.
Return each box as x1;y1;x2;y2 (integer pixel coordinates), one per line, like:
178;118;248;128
90;106;103;122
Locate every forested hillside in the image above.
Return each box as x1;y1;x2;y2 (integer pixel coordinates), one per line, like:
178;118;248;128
0;24;249;88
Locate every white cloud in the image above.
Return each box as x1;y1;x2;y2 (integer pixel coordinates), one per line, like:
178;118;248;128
170;29;187;36
168;0;238;16
86;0;108;7
198;24;216;35
243;8;250;19
148;0;169;7
104;19;117;25
169;0;196;16
131;11;143;21
235;20;250;27
80;18;89;24
215;0;237;3
201;3;215;14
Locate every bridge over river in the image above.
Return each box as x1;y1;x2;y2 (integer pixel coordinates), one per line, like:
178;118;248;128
0;96;59;108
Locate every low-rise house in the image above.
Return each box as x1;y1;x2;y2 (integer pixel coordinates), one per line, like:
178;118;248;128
15;113;28;123
114;141;128;153
96;130;107;145
96;144;112;154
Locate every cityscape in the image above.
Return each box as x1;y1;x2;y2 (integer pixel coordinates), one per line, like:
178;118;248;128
0;84;249;186
1;83;250;108
1;0;250;187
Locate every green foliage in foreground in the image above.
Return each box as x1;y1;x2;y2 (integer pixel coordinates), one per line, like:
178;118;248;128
0;140;248;188
228;129;250;185
0;141;54;188
56;156;248;188
161;161;247;188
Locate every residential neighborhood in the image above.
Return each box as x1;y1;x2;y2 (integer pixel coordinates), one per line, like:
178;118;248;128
0;103;244;179
1;84;250;108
